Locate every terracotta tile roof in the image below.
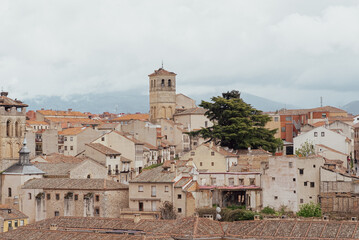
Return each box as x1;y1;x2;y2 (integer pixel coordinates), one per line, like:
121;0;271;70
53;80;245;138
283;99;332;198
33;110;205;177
37;110;88;117
58;127;87;136
26;120;49;125
203;143;238;157
46;117;101;125
143;142;158;150
174;177;191;188
0;207;28;220
130;165;191;183
279;106;347;115
110;113;149;122
237;148;271;156
86;143;121;155
34;162;80;177
311;106;347;113
174;107;207;116
0;93;28;107
148;67;176;77
22;178;128;190
113;131;144;144
313;121;326;127
30;153;84;164
98;123;120;130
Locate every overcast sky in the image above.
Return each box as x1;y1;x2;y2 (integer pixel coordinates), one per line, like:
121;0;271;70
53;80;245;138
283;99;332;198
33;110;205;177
1;0;359;108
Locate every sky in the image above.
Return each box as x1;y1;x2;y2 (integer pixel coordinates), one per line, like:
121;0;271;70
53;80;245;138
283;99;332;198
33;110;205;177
1;0;359;109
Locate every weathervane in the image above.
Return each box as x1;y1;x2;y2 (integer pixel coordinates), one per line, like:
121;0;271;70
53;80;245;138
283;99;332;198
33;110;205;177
161;60;163;69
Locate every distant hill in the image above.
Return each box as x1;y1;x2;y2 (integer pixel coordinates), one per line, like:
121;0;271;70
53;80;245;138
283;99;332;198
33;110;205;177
342;101;359;115
23;90;298;114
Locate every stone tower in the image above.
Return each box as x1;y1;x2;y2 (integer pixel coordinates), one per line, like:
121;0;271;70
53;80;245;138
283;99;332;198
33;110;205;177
0;91;27;170
149;67;176;123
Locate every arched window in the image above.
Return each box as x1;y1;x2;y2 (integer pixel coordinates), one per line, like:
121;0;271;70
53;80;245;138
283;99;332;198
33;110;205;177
6;120;11;137
15;121;19;137
8;188;12;197
168;79;171;87
161;79;165;87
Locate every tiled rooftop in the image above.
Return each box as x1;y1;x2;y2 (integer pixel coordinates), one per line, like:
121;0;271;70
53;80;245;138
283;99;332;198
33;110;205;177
38;110;88;117
0;92;28;107
86;143;121;155
31;153;85;164
34;162;80;177
110;113;149;122
148;68;176;77
174;107;207;116
58;127;87;136
0;207;28;220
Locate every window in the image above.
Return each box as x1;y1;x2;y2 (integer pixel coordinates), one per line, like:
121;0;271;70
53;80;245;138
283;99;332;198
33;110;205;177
310;182;315;188
322;113;327;118
28;193;32;200
314;132;318;137
7;221;11;229
75;194;79;201
95;207;100;216
205;121;208;127
239;178;244;185
87;174;91;179
272;177;275;181
190;152;195;156
65;146;68;151
211;178;216;185
250;178;255;185
70;146;73;151
274;117;279;122
8;188;12;197
168;79;171;87
200;162;203;166
299;169;304;175
161;79;165;87
151;201;157;211
294;190;296;194
165;186;169;192
178;208;182;213
101;137;105;141
54;211;59;217
151;186;156;197
177;194;182;199
139;202;144;211
300;199;304;203
281;127;286;132
70;137;73;141
56;194;60;200
64;137;67;141
229;178;234;186
95;195;100;202
211;151;215;156
293;178;296;182
274;196;278;200
47;194;51;200
313;165;316;168
285;116;292;121
14;220;18;228
138;185;143;192
211;162;214;166
20;220;24;226
289;162;293;168
321;132;325;137
304;182;308;186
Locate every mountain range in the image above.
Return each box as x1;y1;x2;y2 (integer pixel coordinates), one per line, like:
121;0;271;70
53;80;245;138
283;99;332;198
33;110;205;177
23;90;298;114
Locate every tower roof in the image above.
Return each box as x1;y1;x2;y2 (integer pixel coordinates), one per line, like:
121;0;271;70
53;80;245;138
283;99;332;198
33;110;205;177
148;68;176;77
0;92;28;107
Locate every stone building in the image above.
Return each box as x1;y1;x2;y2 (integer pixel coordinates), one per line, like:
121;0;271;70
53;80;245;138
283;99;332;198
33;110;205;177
149;68;177;123
0;206;28;232
0;92;27;171
21;178;129;223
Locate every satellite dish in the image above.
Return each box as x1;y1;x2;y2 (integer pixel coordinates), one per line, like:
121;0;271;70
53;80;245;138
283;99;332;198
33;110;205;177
216;207;221;213
216;214;222;220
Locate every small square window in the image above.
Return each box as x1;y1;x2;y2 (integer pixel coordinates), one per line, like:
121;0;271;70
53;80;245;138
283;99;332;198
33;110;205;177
178;208;182;213
321;132;325;137
314;132;318;137
14;220;18;228
313;165;316;168
281;127;286;132
211;162;214;166
70;137;73;141
272;177;275;181
177;194;182;199
286;116;292;121
293;178;296;182
310;182;315;188
309;196;312;199
165;186;169;192
138;185;143;192
304;182;308;186
56;194;60;200
300;199;304;203
75;194;79;201
47;193;51;200
95;195;100;202
55;211;59;217
70;146;73;151
95;207;100;216
211;152;215;156
274;117;279;122
299;169;304;175
289;162;293;168
190;152;195;156
274;196;278;200
101;137;105;141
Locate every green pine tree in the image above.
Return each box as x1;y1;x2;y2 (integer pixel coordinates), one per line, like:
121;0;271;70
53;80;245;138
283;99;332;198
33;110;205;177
189;90;282;153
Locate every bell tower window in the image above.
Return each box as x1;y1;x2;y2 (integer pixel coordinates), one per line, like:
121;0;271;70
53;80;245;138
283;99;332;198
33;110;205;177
168;79;171;87
161;79;165;87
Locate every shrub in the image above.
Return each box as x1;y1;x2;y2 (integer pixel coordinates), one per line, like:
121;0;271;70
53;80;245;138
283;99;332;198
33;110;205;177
297;202;322;217
261;206;276;215
221;208;256;222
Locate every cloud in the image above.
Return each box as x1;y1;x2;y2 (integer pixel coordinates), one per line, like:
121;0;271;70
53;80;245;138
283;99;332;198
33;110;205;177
0;0;358;108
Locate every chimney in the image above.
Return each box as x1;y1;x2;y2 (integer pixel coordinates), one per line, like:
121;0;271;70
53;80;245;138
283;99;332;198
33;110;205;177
134;214;141;224
170;162;175;173
50;224;58;231
0;92;8;97
68;109;72;112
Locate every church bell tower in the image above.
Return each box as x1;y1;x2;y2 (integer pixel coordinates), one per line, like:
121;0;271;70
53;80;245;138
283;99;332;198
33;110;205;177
149;67;176;123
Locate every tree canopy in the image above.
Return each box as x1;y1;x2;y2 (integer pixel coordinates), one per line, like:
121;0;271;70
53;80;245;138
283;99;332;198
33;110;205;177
189;90;282;153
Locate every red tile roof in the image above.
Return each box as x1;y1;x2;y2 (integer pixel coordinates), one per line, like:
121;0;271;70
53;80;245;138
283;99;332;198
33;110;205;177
58;127;87;136
0;93;28;107
148;68;176;77
110;113;149;122
86;143;121;155
38;109;88;117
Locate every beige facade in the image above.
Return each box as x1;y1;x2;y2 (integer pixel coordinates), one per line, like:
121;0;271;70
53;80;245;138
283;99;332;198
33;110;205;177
20;178;129;223
173;107;212;131
181;143;238;172
176;93;196;110
0;92;27;170
264;112;281;139
121;120;158;147
149;68;177;123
